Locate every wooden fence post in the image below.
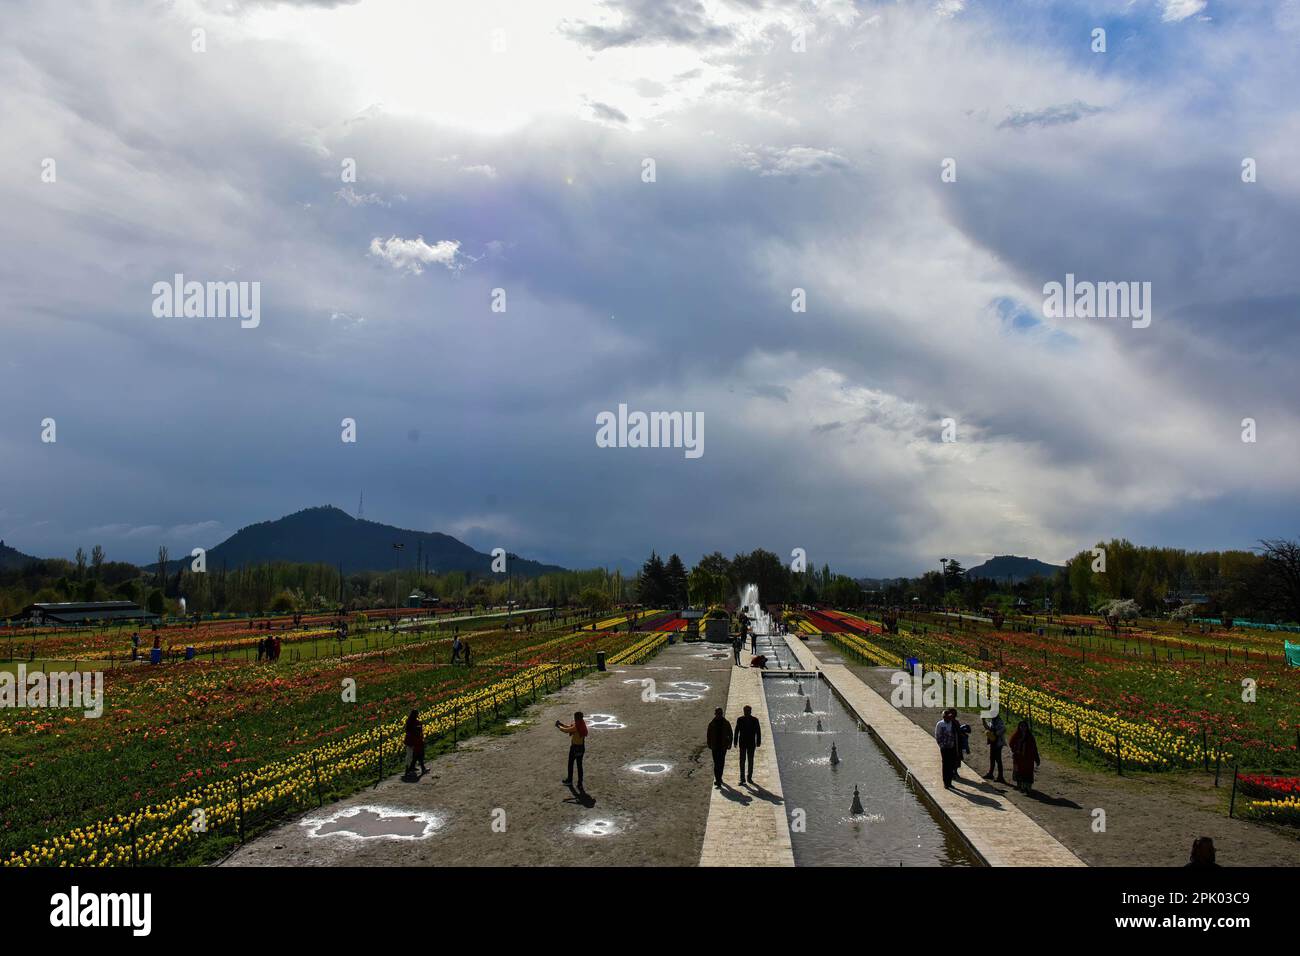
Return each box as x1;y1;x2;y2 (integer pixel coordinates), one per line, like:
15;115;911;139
312;753;323;806
1228;765;1239;817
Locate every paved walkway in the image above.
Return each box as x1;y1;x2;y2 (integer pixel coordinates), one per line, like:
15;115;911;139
785;636;1084;867
698;661;794;867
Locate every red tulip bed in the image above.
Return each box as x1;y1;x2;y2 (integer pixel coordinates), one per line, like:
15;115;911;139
1237;774;1300;826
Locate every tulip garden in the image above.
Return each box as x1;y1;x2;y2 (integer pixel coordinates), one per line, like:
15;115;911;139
793;608;1300;826
0;610;671;866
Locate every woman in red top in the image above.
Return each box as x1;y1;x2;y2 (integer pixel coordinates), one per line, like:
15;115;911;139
556;711;589;791
404;710;427;776
1009;719;1041;794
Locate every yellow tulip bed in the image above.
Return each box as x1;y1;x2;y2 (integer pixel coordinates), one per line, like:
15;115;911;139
1241;796;1300;826
608;632;669;666
824;630;904;668
3;660;580;868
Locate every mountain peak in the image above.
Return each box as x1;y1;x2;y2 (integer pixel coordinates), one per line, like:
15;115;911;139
966;554;1062;584
204;507;564;576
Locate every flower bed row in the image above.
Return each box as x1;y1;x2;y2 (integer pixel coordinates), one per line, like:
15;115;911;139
3;659;580;867
825;627;1228;771
608;632;669;666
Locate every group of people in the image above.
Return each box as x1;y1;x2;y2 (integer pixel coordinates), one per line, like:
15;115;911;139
256;634;283;662
128;631;162;661
449;635;473;666
706;705;762;787
731;630;765;669
934;708;1041;793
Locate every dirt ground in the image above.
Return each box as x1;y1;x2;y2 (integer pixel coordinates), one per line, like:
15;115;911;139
806;634;1300;867
222;640;734;867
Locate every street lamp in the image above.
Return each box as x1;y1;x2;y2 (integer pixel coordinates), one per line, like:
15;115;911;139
392;543;405;621
939;558;949;608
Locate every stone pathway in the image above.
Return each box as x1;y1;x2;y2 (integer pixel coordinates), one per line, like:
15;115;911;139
222;640;728;867
785;635;1084;867
699;660;794;867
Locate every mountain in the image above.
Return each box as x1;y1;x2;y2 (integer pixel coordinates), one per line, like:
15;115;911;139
0;540;40;571
965;555;1063;584
200;506;567;577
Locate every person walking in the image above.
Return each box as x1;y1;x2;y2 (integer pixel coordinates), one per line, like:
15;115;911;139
982;714;1007;782
706;707;733;788
734;705;761;785
556;711;588;791
934;707;962;790
404;710;427;776
750;627;758;655
731;633;743;666
462;638;472;667
1010;719;1041;794
450;635;463;665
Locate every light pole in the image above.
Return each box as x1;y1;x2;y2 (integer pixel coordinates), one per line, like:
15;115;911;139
939;558;949;608
392;543;405;622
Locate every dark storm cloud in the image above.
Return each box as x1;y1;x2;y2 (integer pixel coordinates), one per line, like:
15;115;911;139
2;0;1298;576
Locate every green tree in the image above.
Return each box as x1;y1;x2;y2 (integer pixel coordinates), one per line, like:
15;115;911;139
663;553;689;608
578;586;611;614
637;551;668;606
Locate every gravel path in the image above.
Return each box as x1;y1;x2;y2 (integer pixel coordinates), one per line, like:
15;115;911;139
222;640;733;866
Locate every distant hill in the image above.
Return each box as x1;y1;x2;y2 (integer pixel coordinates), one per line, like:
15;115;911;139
965;555;1063;584
200;506;567;577
0;540;40;571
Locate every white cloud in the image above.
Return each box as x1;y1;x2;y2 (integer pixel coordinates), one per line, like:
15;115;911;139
1161;1;1208;23
367;236;461;274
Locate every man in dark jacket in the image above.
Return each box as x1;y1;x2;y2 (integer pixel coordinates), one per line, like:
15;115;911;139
706;707;733;788
733;705;761;785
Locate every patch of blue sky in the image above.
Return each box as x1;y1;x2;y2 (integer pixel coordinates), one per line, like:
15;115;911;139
988;295;1078;350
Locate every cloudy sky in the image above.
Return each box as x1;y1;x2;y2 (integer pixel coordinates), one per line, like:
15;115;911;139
2;0;1298;576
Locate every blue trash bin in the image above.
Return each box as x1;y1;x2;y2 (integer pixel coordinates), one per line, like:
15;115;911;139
906;656;918;675
184;646;196;661
149;648;162;665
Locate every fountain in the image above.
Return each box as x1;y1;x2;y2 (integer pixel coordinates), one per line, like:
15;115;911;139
803;698;813;714
850;786;865;816
762;674;976;866
815;717;824;732
797;683;804;695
